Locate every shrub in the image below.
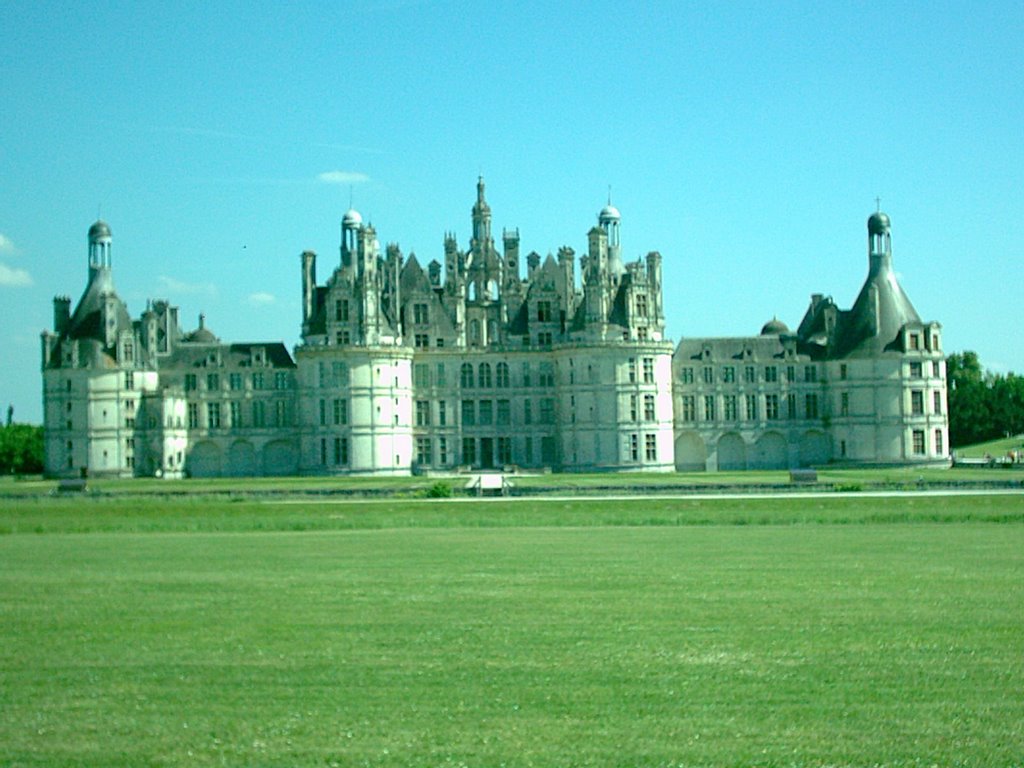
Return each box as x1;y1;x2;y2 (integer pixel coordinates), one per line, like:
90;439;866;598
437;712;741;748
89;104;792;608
425;481;452;498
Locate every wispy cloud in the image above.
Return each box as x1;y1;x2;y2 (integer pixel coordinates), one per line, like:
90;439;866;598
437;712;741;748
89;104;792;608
317;170;370;185
0;262;33;287
247;291;276;306
0;233;16;254
157;275;217;297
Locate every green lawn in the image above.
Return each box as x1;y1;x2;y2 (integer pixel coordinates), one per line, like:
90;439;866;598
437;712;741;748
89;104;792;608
1;495;1022;767
954;434;1024;459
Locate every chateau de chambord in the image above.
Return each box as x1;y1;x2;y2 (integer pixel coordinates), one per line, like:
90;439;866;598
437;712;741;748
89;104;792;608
41;180;949;478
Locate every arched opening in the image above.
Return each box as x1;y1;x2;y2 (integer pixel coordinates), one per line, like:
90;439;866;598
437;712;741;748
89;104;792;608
717;432;747;471
674;431;707;472
751;431;788;470
187;440;221;478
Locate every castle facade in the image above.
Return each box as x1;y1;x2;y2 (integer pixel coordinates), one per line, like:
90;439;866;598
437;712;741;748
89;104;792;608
41;182;948;478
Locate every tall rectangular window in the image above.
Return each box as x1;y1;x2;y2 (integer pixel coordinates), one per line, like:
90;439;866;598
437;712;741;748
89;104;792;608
841;392;850;416
804;366;817;383
703;366;714;384
416;437;431;465
230;400;242;427
703;395;715;421
207;402;221;429
627;358;636;383
934;429;944;456
644;394;656;422
629;394;638;422
765;394;779;420
765;366;777;383
645;434;657;461
333;399;348;425
497;399;511;426
478;399;493;426
252;372;265;390
497;437;512;465
723;395;737;421
745;394;757;420
188;403;199;428
643;358;655;383
682;395;696;421
787;393;797;420
635;294;648;317
744;366;756;384
461;400;475;426
722;366;735;383
413;303;429;324
416;400;431;426
913;429;926;455
911;390;924;415
805;393;819;419
539;398;555;424
933;390;942;415
229;372;242;390
462;437;476;465
252;400;265;428
680;367;694;384
438;400;447;426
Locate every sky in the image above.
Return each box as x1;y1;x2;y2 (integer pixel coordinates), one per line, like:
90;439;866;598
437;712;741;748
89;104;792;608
2;0;1022;424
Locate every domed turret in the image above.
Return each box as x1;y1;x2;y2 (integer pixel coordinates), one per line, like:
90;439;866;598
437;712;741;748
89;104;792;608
867;211;891;235
183;313;219;344
598;204;621;224
343;208;363;228
88;220;112;242
87;220;112;270
760;317;790;336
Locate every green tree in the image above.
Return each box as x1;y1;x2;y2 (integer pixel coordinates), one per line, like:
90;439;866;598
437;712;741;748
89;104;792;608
947;352;1024;448
947;351;990;447
0;423;44;475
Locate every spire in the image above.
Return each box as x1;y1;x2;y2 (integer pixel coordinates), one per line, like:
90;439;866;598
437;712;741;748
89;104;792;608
837;210;920;357
471;176;492;247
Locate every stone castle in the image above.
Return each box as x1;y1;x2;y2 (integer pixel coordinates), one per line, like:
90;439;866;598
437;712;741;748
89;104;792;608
41;180;949;477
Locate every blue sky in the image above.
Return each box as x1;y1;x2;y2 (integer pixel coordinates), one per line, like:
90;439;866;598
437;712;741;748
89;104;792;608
2;0;1022;423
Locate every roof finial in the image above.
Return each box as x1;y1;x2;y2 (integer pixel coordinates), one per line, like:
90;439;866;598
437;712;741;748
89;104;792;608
875;196;882;212
607;185;612;206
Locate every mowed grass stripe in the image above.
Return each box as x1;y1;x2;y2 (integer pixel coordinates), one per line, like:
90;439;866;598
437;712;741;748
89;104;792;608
1;493;1023;535
1;519;1022;766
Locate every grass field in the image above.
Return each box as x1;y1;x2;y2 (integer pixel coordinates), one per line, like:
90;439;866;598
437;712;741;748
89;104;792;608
1;493;1022;767
954;434;1024;460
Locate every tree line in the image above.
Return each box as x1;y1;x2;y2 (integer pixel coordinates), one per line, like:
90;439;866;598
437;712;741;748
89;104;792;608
0;423;43;475
946;351;1024;448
